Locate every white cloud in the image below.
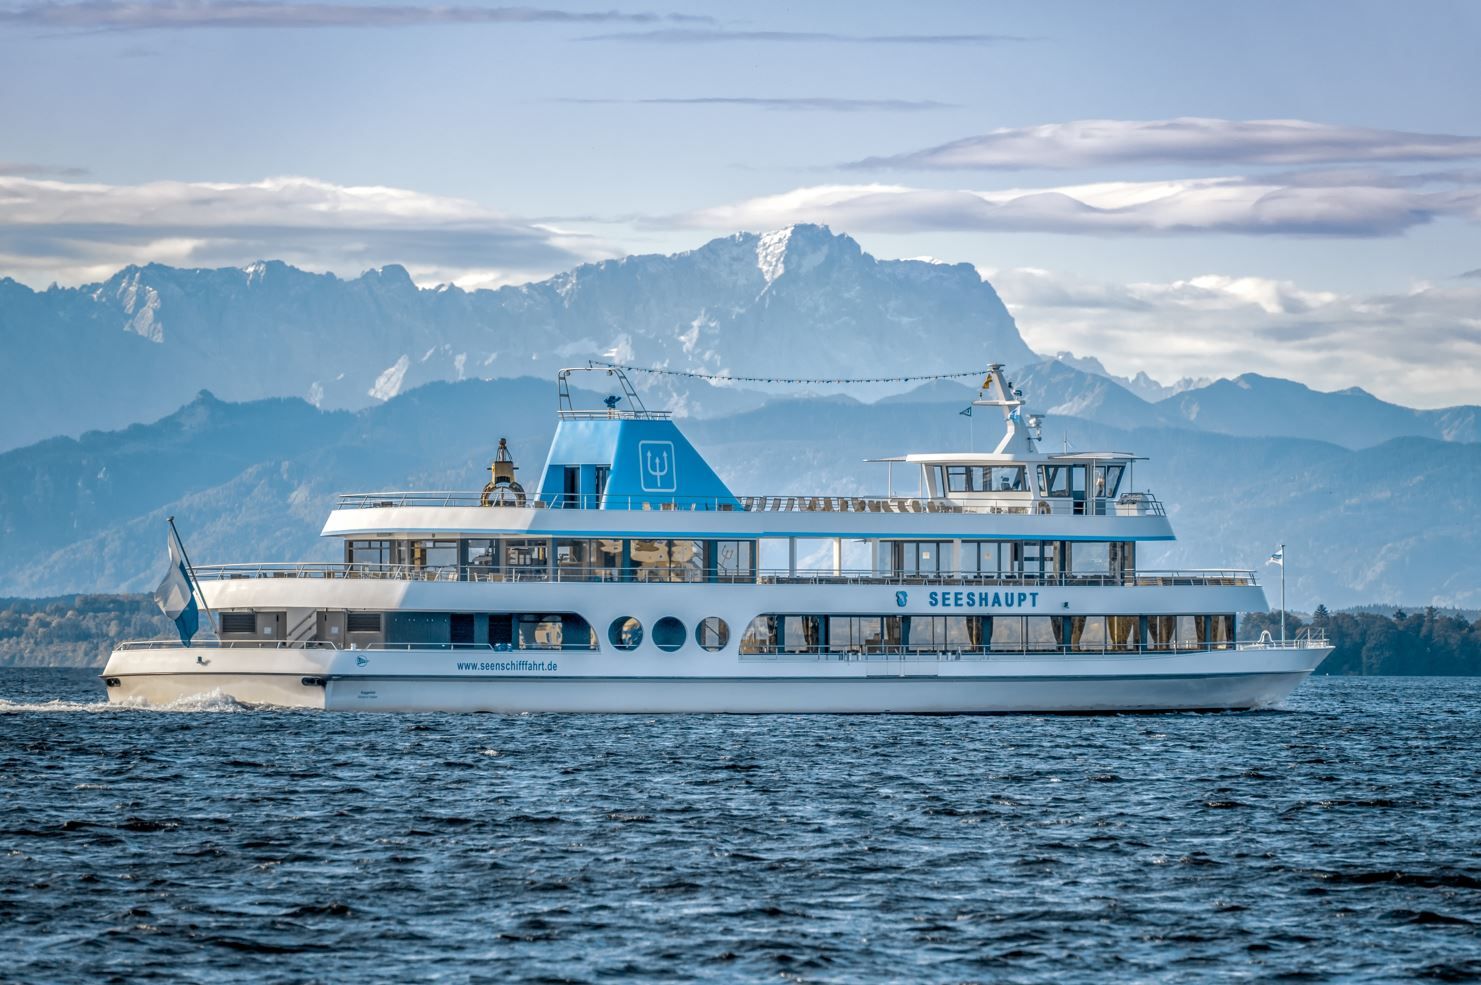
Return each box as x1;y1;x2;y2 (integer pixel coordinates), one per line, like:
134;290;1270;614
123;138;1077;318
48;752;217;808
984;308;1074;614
0;174;613;287
0;1;708;31
991;267;1481;409
851;118;1481;170
669;172;1481;238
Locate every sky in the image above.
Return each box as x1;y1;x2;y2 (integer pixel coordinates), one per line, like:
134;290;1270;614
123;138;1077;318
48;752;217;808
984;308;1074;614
2;0;1479;406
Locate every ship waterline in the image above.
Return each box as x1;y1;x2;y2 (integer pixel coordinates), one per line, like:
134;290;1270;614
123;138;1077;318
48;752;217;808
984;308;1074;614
103;365;1330;712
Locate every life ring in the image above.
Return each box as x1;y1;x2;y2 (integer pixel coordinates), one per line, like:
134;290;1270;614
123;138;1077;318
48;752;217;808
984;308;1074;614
480;480;526;507
1036;500;1053;515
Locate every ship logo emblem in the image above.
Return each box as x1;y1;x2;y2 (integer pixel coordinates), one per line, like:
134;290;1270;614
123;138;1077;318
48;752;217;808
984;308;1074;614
638;440;677;492
356;655;369;667
896;591;908;607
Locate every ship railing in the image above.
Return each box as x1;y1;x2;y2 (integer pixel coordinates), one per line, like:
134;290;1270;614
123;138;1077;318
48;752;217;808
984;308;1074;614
112;634;1329;654
187;562;1258;588
114;639;343;651
739;636;1328;662
331;491;1166;517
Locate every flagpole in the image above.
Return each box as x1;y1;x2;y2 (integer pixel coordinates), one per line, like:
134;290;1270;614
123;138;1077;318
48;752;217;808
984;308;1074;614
168;516;218;636
1280;542;1286;642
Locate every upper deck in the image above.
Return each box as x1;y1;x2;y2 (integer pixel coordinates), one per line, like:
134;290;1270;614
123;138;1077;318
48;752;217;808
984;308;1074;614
321;365;1173;542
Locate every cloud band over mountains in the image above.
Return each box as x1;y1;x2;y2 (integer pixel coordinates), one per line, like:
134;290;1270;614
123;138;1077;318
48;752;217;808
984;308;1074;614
0;175;606;287
850;118;1481;170
672;173;1481;238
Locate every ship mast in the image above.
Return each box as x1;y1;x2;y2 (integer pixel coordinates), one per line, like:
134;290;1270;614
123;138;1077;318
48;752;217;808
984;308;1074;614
973;364;1042;454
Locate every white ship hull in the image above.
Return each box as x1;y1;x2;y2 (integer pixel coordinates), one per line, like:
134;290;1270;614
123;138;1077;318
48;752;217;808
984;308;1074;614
101;643;1332;713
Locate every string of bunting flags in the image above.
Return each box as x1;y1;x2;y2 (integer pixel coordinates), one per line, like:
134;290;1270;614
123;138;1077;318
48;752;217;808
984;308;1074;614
588;360;996;386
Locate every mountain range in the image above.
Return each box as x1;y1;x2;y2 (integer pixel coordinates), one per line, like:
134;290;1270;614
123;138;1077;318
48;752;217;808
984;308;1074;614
4;224;1474;453
1;224;1477;609
0;224;1031;450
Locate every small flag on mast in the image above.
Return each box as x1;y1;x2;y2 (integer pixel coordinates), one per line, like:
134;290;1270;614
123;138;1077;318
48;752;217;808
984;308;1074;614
959;405;972;418
154;525;200;645
1267;546;1284;566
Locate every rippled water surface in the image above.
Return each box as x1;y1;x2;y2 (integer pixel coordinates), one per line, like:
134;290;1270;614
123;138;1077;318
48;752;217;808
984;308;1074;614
2;671;1478;983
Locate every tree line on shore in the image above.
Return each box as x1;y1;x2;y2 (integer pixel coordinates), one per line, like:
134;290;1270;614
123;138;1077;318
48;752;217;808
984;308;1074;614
1241;606;1481;676
1;594;1479;674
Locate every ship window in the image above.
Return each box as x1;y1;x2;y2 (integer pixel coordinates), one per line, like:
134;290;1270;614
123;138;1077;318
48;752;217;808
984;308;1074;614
609;616;643;650
347;612;382;634
1070;542;1111;576
828;616;887;653
892;541;948;575
990;616;1024;651
964;542;1010;575
1038;465;1070;497
740;615;778;654
1108;616;1139;651
466;539;497;576
1070;616;1107;652
945;466;971;493
1094;464;1125;499
1148;615;1201;650
1024;616;1062;652
347;539;393;569
592;539;622;576
781;615;822;654
905;616;984;651
450;614;475;646
555;539;587;572
409;540;459;571
713;540;756;582
697;617;730;652
983;466;1027;492
1207;615;1234;649
553;539;620;580
1015;541;1056;577
653;617;686;652
220;612;256;635
503;539;549;578
671;541;704;583
518;613;595;650
630;539;670;582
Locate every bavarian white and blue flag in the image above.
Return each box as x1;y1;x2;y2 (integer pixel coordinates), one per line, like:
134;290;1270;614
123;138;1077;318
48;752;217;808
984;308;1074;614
154;526;200;645
1267;546;1284;566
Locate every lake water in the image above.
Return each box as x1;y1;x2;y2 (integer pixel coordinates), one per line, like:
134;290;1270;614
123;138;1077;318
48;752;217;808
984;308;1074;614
1;670;1478;983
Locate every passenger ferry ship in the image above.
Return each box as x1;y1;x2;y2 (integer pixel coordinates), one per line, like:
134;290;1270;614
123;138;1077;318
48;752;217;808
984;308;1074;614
103;365;1330;712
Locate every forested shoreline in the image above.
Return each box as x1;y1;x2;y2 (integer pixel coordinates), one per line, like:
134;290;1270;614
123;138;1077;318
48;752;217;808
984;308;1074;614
2;594;1479;674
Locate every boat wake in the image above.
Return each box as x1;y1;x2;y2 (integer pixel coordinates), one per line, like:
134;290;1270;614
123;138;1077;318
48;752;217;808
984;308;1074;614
0;689;260;714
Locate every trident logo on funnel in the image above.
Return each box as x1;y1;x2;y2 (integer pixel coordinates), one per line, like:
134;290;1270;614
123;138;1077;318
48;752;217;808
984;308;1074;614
638;440;677;492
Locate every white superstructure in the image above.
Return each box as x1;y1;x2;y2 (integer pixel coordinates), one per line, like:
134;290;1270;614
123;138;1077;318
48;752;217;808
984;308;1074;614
103;366;1330;712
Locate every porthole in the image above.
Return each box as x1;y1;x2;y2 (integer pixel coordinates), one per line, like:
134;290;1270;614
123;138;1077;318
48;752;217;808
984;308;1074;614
609;616;643;650
653;616;686;652
696;617;729;652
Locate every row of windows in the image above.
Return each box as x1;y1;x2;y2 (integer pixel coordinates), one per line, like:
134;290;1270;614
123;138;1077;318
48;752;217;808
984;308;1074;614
347;537;1141;581
220;608;1232;655
220;608;735;653
887;540;1133;577
346;538;757;582
926;463;1127;499
739;614;1236;654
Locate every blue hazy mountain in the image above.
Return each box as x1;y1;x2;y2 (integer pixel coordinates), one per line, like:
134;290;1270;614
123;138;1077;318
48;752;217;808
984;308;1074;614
0;374;1476;609
1156;373;1480;446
